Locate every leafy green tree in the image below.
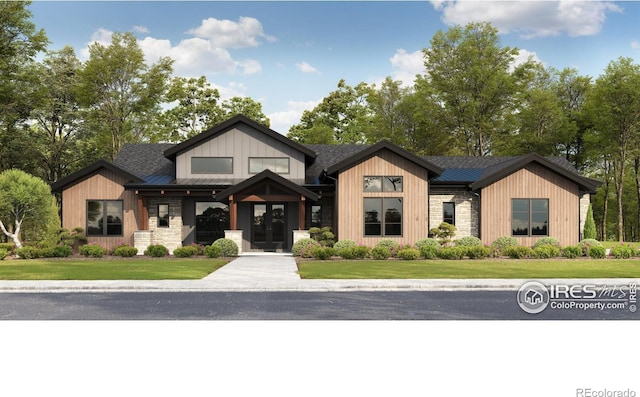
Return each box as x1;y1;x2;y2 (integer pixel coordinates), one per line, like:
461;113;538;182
583;204;597;240
221;96;270;127
77;32;173;160
0;169;60;248
367;77;411;146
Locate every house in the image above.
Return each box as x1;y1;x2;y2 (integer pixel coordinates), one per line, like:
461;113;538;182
51;115;601;254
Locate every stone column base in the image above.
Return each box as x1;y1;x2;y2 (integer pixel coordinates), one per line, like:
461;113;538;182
224;230;243;255
134;231;153;255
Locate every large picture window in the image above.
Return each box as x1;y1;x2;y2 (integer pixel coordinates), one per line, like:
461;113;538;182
87;200;123;236
364;198;403;236
249;158;290;174
512;199;548;236
363;176;403;192
191;157;233;174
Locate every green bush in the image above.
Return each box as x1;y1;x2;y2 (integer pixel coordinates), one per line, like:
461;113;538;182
491;236;519;254
397;247;421;260
562;245;582;259
455;236;482;247
420;245;439;259
311;246;334;260
532;245;561;259
0;248;8;260
144;244;168;258
371;246;391;260
353;246;371;259
172;246;199;258
430;222;456;243
0;243;14;254
212;238;239;257
467;246;491;259
38;246;57;258
583;204;597;240
309;227;336;247
588;245;606;259
16;246;40;259
610;245;636;259
414;238;440;250
533;237;559;249
204;244;222;258
333;239;357;252
504;246;532;259
437;246;467;260
113;244;138;257
579;239;602;256
375;239;400;256
337;247;356;259
292;238;320;257
80;243;106;258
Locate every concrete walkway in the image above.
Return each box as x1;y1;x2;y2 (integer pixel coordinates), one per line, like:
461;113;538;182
0;254;638;293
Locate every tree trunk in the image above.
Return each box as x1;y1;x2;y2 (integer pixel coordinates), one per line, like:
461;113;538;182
0;219;22;249
601;178;609;241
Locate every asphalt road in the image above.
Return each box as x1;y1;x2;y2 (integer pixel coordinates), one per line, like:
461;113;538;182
0;291;638;320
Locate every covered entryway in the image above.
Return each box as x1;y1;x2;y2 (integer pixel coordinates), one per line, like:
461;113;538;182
252;203;286;251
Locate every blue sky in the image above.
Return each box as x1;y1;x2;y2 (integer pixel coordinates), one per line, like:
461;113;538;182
29;1;640;134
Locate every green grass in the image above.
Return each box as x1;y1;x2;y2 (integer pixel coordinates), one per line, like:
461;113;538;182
297;258;640;279
0;258;228;280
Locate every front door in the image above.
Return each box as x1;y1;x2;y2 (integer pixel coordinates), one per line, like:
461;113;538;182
252;203;286;251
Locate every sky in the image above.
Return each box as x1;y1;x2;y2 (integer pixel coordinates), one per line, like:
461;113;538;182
29;1;640;134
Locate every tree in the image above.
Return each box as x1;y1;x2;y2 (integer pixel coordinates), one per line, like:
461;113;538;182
221;96;270;127
583;204;597;240
423;22;535;156
0;169;60;248
77;32;173;160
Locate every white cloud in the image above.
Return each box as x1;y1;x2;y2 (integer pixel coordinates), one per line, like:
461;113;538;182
512;49;544;69
430;0;621;38
133;25;150;34
632;40;640;50
389;49;425;86
268;100;320;134
187;16;276;48
296;61;320;74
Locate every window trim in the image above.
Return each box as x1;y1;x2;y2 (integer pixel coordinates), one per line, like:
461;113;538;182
443;202;455;226
86;200;124;237
248;157;290;174
363;197;403;237
158;204;170;228
511;198;549;237
363;176;403;192
191;157;233;174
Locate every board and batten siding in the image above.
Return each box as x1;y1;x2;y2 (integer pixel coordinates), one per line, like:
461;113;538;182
480;163;580;247
175;124;306;183
336;150;430;246
61;169;139;252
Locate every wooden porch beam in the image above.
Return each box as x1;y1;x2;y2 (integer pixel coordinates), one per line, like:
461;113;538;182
299;195;306;230
137;195;148;230
229;194;237;230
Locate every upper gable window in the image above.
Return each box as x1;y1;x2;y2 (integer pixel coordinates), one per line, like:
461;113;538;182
249;158;290;174
192;157;233;174
363;176;403;192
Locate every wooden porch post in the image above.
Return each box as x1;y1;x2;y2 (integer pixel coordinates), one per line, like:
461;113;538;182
137;195;148;230
229;194;237;230
299;196;306;230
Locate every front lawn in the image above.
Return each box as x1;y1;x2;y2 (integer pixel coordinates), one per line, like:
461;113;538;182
297;258;640;279
0;258;229;280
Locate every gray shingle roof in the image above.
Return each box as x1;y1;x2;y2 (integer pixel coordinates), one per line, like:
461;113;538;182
114;143;175;183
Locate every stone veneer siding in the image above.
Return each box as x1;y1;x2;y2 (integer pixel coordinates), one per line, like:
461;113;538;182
148;197;183;254
429;187;479;239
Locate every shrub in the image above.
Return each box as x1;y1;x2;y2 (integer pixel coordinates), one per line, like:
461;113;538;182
532;245;560;259
191;244;205;256
579;239;602;256
455;236;482;247
145;244;168;258
430;222;456;243
38;246;56;258
610;245;636;259
212;238;239;257
414;238;440;250
588;245;606;259
437;246;467;260
337;247;357;259
333;239;357;252
204;244;222;258
173;246;199;258
0;243;14;254
491;236;519;254
397;247;421;260
420;245;439;259
113;244;138;257
533;237;559;249
311;246;334;260
375;239;400;257
583;204;597;240
562;245;582;259
309;227;336;247
353;246;371;259
0;248;8;260
80;243;106;258
52;245;72;258
292;238;320;257
467;246;491;259
371;246;391;260
16;246;40;259
504;246;532;259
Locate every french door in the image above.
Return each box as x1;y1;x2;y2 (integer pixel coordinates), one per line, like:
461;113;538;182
252;203;286;251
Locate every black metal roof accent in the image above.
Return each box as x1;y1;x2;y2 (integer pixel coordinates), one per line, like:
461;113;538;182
214;169;320;201
50;160;144;193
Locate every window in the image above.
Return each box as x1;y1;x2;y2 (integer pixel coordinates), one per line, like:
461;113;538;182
195;202;229;245
158;204;169;228
443;202;455;225
364;198;402;236
512;199;548;236
249;158;290;174
363;176;403;192
87;200;123;236
191;157;233;174
310;205;322;228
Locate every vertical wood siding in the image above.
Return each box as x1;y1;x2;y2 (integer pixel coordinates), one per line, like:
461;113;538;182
175;124;306;183
480;163;580;247
61;170;139;251
336;150;430;246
